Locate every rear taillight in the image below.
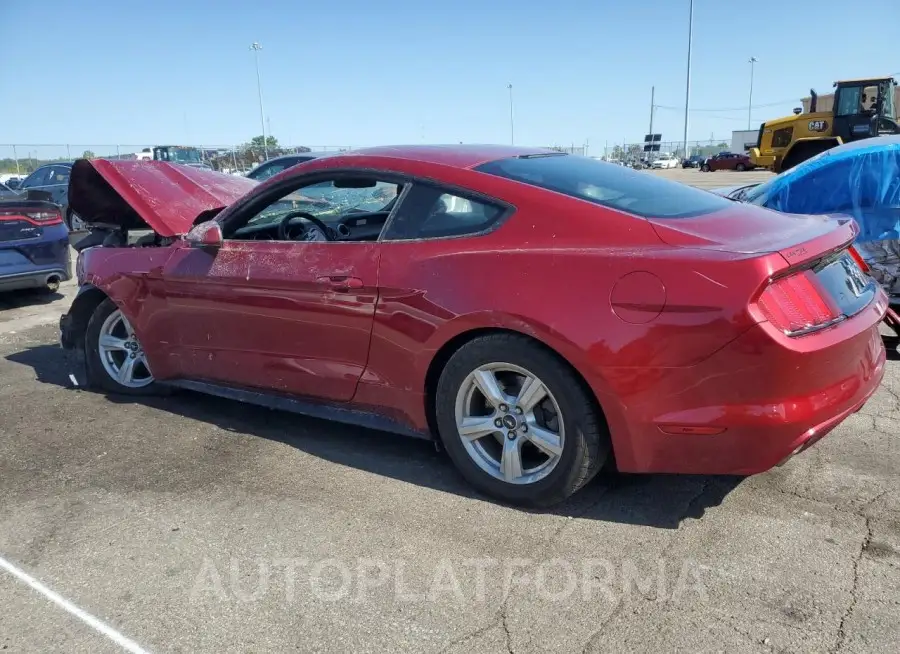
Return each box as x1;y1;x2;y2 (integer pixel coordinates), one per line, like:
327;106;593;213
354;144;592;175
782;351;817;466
0;209;63;226
758;269;842;336
848;246;870;273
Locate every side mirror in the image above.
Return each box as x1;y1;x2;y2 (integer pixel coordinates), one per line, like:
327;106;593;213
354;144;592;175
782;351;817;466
185;220;223;249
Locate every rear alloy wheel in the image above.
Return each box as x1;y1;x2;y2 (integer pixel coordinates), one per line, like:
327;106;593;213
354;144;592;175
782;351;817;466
85;298;160;395
435;334;609;506
735;163;746;171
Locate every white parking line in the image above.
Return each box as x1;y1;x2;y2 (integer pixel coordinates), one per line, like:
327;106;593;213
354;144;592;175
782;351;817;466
0;555;150;654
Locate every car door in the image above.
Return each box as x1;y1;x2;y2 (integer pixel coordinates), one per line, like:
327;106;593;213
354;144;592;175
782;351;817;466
159;173;400;402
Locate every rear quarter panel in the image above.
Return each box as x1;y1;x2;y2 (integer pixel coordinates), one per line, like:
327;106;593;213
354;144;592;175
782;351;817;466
362;179;767;458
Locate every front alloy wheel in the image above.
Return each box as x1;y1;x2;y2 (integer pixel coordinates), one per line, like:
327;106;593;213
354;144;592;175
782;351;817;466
84;298;161;395
435;334;610;506
97;309;154;388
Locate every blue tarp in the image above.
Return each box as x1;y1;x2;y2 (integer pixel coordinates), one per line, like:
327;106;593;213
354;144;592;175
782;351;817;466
755;136;900;243
743;136;900;299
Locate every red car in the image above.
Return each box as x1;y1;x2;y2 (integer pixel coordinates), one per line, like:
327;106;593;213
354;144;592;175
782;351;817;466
60;146;888;507
701;152;754;172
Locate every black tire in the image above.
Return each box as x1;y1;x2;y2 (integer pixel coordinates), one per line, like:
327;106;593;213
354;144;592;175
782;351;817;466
65;209;85;232
700;164;710;172
434;333;610;507
735;163;746;171
84;298;163;396
781;141;834;173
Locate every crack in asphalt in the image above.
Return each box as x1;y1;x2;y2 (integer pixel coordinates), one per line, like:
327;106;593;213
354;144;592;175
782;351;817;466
437;567;522;654
436;613;502;654
578;478;718;653
880;382;899;404
500;600;514;654
578;601;625;654
832;517;874;653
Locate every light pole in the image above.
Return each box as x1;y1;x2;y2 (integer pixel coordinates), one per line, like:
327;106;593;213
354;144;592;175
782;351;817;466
507;83;514;145
747;57;758;129
682;0;693;159
250;42;269;160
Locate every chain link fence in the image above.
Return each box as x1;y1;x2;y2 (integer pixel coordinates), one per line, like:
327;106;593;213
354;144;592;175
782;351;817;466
596;139;732;163
0;144;355;177
0;139;734;177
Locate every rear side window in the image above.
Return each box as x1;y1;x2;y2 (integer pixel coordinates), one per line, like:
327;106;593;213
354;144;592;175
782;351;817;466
47;166;71;185
475;154;731;219
384;185;504;240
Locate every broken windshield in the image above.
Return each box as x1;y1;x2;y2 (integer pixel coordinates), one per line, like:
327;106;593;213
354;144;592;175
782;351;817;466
246;180;400;229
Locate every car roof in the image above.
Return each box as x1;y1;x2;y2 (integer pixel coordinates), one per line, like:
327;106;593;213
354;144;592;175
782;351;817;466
336;144;555;170
33;162;74;170
263;153;323;163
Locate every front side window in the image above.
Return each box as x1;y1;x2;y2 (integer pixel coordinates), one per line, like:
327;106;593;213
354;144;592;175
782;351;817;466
20;167;49;189
383;185;504;240
476;154;731;219
835;86;862;116
227;176;401;241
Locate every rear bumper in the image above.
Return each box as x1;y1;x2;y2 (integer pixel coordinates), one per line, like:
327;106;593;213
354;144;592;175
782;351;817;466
0;225;71;292
0;267;70;291
605;302;888;475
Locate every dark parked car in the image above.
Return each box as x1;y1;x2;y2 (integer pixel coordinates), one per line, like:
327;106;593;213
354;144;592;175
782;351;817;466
681;155;705;168
246;153;323;182
4;178;22;190
0;197;71;292
700;152;754;172
16;162;84;230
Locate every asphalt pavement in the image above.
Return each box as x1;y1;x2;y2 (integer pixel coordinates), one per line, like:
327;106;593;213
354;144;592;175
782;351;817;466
1;168;898;653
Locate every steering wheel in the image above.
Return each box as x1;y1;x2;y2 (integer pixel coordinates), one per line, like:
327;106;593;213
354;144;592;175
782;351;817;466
277;211;334;242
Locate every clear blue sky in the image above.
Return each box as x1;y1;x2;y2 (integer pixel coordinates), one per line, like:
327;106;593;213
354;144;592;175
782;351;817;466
1;0;898;155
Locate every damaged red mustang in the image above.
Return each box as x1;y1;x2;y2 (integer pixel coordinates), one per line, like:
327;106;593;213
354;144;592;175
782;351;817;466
60;146;888;506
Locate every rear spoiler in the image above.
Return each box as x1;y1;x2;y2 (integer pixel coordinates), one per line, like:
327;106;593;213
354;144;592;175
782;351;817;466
778;216;859;269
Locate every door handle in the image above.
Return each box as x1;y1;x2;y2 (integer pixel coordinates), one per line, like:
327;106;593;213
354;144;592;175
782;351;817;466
317;275;363;290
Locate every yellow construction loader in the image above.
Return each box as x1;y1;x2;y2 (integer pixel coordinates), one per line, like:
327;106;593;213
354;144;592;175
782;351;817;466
749;76;899;173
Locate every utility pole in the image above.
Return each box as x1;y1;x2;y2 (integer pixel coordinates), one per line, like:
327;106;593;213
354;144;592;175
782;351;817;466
648;85;655;162
507;83;515;145
682;0;694;159
250;42;269;161
747;57;758;129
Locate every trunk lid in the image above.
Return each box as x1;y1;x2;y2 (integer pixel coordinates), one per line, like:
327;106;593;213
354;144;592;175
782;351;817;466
647;203;859;267
68;159;257;237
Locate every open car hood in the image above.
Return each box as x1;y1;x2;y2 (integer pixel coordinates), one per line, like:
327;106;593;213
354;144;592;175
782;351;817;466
69;159;258;237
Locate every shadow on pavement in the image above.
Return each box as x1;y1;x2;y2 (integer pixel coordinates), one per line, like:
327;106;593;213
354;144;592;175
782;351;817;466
0;288;64;312
7;343;741;528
